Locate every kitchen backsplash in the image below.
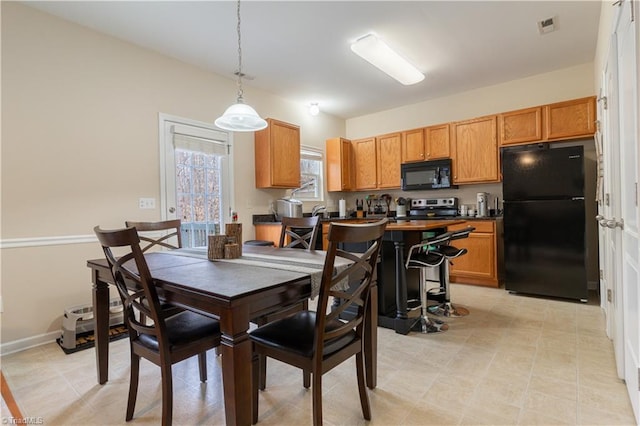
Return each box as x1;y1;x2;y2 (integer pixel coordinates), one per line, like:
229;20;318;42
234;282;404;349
334;182;503;216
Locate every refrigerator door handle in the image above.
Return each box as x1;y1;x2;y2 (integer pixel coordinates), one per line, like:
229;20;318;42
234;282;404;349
572;197;585;201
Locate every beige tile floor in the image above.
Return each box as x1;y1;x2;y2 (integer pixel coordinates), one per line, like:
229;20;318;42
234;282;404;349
1;284;637;425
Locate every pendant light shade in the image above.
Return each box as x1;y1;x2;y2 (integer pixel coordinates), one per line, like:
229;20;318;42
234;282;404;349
215;0;267;132
215;99;268;132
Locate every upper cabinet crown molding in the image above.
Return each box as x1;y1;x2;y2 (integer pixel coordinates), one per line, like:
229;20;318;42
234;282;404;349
255;118;301;189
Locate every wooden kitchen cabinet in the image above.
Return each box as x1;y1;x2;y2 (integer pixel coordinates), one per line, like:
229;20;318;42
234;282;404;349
448;220;499;287
254;118;300;188
254;224;283;247
401;128;425;163
499;106;543;146
544;96;596;141
352;137;378;190
402;124;450;163
451;115;500;184
376;132;402;188
326;137;353;192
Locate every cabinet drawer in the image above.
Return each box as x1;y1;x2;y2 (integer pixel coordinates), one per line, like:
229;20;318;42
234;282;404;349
448;220;494;233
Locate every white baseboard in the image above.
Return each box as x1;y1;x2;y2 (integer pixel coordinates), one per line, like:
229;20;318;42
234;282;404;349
1;331;60;356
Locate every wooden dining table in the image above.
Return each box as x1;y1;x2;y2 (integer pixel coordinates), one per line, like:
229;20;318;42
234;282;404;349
87;245;376;426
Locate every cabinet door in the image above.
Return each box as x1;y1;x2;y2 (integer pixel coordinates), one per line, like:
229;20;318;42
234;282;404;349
451;115;499;184
254;119;300;188
448;221;497;286
326;137;353;191
425;123;450;159
401;128;425;163
376;132;402;188
499;106;543;146
353;137;377;190
544;96;596;141
254;224;283;247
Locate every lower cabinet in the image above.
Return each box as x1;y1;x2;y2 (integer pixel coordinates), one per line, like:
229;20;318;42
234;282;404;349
254;224;282;247
448;220;501;287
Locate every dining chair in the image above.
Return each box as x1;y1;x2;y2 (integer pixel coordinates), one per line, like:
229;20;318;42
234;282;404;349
124;219;182;252
250;219;388;425
94;226;221;426
255;215;320;389
278;216;320;249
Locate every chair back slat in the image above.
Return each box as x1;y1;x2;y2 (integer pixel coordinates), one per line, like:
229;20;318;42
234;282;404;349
125;219;182;252
314;219;387;362
278;216;320;250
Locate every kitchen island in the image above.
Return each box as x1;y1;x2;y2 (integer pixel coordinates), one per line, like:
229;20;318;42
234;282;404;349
253;216;466;334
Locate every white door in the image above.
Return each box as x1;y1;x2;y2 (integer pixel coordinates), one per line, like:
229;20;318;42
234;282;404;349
598;38;625;380
159;114;234;248
616;0;640;420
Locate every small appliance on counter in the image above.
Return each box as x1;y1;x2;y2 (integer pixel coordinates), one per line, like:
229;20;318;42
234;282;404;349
275;198;303;220
476;192;489;217
408;197;458;219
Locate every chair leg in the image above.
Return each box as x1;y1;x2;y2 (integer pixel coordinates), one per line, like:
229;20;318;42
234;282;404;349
251;350;260;424
355;351;371;420
312;372;322;426
259;355;267;390
126;352;140;421
303;370;311;389
160;363;173;426
198;352;207;382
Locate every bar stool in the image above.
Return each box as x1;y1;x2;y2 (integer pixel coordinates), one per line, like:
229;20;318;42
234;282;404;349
426;226;475;318
405;232;453;333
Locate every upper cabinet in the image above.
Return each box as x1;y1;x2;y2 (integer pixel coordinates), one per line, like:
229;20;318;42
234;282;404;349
499;96;596;147
544;96;596;141
326;137;354;192
401;128;425;163
376;132;402;188
352;137;378;190
402;124;450;163
499;106;543;146
451;115;500;184
352;133;402;190
255;118;300;188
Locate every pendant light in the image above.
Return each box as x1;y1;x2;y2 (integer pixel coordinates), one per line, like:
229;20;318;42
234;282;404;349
215;0;268;132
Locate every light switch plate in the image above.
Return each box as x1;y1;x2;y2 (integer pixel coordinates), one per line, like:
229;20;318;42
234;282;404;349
139;198;156;209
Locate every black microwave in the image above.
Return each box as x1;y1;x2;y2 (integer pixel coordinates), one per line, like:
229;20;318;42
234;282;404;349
400;159;457;191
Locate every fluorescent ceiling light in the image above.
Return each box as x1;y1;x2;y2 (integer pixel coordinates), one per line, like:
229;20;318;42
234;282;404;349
350;34;424;85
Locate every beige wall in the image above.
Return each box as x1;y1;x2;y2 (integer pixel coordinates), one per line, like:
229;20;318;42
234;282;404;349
0;3;344;347
346;62;595;139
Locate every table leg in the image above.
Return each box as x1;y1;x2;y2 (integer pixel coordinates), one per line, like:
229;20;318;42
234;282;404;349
366;282;378;389
220;308;252;426
92;271;110;384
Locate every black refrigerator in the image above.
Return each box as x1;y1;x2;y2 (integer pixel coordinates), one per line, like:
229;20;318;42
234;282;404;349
502;145;588;301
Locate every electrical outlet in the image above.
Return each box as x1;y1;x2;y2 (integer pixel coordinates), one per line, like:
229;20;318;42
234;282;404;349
139;198;156;209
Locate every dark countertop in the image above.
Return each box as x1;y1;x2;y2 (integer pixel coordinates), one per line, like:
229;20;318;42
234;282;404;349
253;213;502;225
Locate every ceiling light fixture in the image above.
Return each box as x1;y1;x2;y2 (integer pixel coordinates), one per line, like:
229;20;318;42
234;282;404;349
350;33;424;86
309;103;320;116
215;0;267;132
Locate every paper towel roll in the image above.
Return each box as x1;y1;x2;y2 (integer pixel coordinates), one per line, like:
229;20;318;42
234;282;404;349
339;199;346;218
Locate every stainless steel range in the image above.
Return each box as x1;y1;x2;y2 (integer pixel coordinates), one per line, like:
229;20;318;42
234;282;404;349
408;197;459;218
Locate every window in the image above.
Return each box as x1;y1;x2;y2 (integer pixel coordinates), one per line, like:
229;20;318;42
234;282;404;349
294;147;324;201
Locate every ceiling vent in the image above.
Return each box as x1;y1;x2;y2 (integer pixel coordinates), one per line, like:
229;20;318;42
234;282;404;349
537;17;556;35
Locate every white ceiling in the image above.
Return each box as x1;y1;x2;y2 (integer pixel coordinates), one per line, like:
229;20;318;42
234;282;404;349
25;1;602;119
